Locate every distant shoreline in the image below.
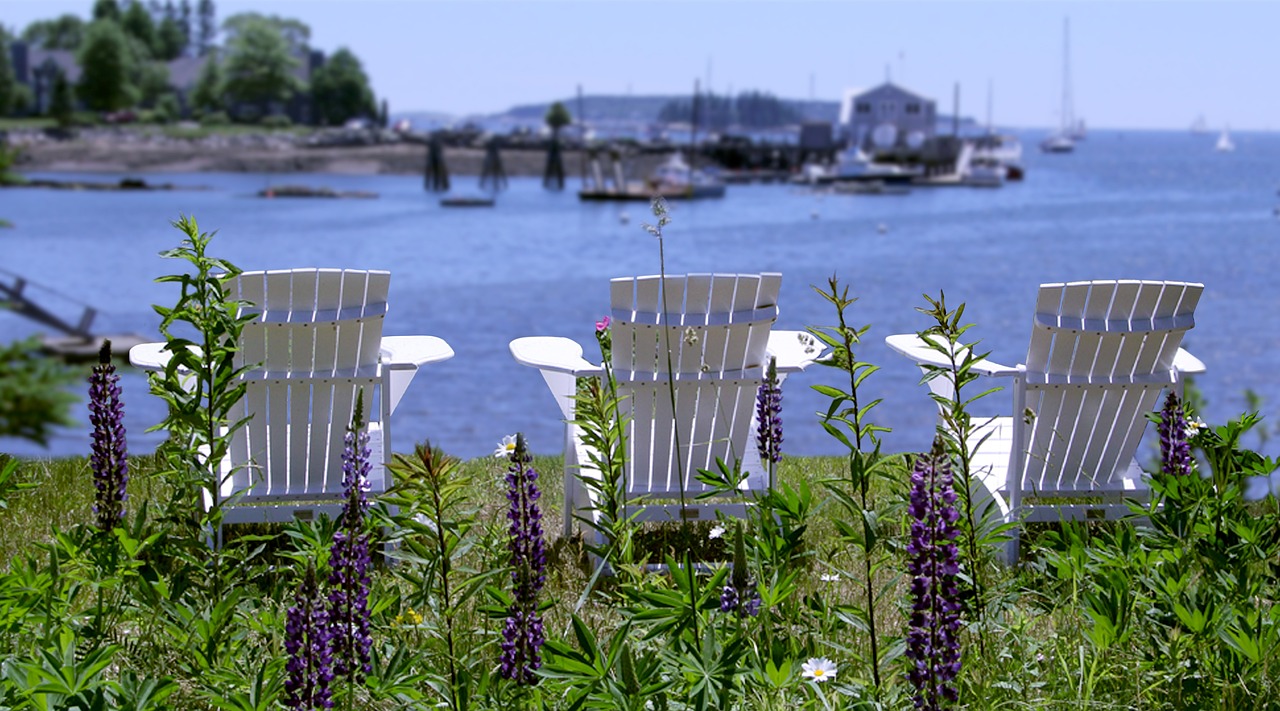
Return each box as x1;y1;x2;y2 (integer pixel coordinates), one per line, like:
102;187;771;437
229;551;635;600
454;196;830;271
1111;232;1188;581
7;128;675;178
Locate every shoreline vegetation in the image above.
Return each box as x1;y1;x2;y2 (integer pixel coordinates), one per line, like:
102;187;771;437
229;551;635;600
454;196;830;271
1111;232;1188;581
3;125;663;177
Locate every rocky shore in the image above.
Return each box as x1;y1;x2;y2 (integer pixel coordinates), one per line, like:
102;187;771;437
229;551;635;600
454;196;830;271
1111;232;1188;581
5;125;620;177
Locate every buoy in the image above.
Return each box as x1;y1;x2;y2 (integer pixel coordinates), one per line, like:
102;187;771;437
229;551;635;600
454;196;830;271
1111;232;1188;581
877;223;888;234
619;211;630;224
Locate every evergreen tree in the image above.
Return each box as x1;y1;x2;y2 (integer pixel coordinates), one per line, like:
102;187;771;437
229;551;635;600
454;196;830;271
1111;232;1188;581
78;20;137;111
196;0;216;56
0;31;15;116
21;15;86;50
92;0;122;23
49;68;75;127
309;47;374;126
155;16;186;59
179;0;193;51
122;0;158;54
190;50;222;113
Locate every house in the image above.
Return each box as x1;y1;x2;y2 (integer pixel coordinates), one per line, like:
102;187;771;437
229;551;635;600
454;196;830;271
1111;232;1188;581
8;42;81;115
838;82;936;150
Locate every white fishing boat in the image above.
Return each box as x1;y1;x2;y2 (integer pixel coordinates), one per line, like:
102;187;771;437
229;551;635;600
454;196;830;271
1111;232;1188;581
817;146;922;185
648;152;726;199
1215;126;1235;153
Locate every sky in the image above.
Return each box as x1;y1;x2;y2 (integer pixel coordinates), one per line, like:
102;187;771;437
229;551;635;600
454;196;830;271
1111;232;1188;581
3;0;1277;131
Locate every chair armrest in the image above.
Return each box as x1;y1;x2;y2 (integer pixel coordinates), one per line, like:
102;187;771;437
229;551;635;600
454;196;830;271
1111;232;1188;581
1173;347;1206;375
509;337;604;377
380;335;454;369
129;341;170;371
767;330;826;374
884;333;1020;377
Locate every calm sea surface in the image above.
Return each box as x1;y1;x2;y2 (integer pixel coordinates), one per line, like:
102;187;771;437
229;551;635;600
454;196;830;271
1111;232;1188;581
4;129;1280;461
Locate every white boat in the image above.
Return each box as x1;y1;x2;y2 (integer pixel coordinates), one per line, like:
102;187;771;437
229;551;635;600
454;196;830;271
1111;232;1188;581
649;152;727;199
1215;126;1235;152
1042;18;1076;154
973;133;1025;178
818;146;922;185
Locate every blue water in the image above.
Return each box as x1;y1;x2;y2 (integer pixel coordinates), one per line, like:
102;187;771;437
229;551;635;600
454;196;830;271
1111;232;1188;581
4;129;1279;461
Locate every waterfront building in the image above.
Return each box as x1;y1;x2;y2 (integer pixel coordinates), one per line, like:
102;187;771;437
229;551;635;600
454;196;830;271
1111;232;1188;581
838;82;937;150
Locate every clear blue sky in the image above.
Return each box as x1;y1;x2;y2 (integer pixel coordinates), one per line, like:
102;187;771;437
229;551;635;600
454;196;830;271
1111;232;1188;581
3;0;1276;131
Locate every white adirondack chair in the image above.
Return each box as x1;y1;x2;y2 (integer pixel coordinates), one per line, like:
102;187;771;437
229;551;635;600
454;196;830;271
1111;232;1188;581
510;273;822;540
130;268;453;541
886;280;1206;562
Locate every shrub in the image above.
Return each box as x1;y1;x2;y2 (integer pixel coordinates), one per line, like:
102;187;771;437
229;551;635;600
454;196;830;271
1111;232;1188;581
199;110;230;126
261;113;293;129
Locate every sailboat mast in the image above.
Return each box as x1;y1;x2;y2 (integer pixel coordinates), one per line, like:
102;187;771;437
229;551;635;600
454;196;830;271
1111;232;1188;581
1062;17;1072;135
690;79;699;172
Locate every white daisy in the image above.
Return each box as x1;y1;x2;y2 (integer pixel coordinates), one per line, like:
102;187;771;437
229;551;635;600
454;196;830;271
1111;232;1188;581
820;573;841;583
708;525;725;540
493;434;517;459
801;657;837;683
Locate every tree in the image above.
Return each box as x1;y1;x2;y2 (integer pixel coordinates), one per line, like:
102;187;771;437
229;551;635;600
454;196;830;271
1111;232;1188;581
92;0;122;22
221;14;301;119
122;0;158;54
155;16;186;59
196;0;216;55
0;31;15;116
21;15;86;50
178;0;193;50
190;50;223;113
309;47;375;126
223;12;309;54
545;101;572;136
49;68;75;127
78;20;137;111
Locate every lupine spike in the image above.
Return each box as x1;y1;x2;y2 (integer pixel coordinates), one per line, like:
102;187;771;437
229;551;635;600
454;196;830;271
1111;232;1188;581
328;392;373;682
755;356;783;466
1158;392;1192;477
905;438;962;710
719;521;761;618
88;339;128;532
500;432;546;685
284;563;333;710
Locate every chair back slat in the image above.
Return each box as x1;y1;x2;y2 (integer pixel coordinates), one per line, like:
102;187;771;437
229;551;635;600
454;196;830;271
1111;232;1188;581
221;268;390;501
610;273;778;499
1017;280;1203;494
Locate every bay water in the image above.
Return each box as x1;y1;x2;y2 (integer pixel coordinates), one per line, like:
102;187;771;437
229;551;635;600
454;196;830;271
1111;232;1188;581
4;129;1279;461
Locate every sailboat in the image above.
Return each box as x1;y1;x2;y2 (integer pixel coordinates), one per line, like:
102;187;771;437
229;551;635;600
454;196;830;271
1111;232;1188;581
1215;126;1235;153
1040;17;1076;154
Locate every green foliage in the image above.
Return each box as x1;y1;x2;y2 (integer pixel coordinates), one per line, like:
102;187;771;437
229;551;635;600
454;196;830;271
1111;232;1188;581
190;52;224;114
220;13;303;119
0;337;78;446
21;14;87;51
259;113;292;128
658;90;803;130
0;32;15;117
199;109;230;126
807;276;894;693
92;0;122;23
77;20;137;111
310;47;376;127
153;93;181;123
145;215;255;560
49;68;75;127
122;0;158;55
154;15;188;61
545;101;572;133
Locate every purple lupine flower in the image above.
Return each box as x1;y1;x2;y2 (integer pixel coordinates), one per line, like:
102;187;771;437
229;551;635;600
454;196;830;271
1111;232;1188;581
88;340;128;532
500;433;546;685
285;563;334;710
1158;392;1192;477
328;395;372;683
719;521;761;619
755;356;783;467
905;439;962;711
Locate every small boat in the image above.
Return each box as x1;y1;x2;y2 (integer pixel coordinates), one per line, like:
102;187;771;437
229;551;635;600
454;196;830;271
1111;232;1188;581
440;194;496;207
817;146;922;185
1215;126;1235;152
1040;133;1074;153
648;152;727;199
